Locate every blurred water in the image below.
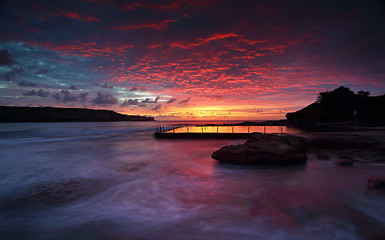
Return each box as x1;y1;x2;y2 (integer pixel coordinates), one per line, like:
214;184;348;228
0;122;384;240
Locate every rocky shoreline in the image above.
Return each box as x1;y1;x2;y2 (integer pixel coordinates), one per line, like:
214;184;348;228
212;130;385;190
305;131;385;164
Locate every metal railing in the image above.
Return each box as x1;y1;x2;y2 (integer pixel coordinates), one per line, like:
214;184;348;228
156;125;286;134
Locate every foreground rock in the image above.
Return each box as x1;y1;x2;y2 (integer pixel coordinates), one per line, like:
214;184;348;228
316;152;330;160
367;177;385;189
335;158;354;166
212;133;308;165
308;132;385;164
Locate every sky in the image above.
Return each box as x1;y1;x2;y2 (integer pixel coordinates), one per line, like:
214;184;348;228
1;0;385;120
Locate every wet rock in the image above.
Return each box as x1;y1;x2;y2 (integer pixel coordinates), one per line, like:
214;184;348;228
335;158;354;166
212;133;308;165
316;152;330;160
367;177;385;189
309;134;379;150
4;178;106;209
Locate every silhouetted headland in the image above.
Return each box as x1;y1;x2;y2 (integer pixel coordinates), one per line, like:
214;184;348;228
286;86;385;125
222;86;385;130
0;106;154;122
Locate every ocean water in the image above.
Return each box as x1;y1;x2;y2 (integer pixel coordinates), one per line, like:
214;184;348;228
0;122;384;240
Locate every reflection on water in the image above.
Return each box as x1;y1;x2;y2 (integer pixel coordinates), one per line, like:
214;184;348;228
0;122;384;240
168;125;303;134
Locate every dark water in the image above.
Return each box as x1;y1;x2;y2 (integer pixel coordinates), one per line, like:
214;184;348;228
0;122;384;240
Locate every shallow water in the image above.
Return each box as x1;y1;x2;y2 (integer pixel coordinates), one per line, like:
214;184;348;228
0;122;384;240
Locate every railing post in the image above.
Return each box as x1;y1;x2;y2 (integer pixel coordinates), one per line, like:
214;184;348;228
248;127;249;133
264;126;266;134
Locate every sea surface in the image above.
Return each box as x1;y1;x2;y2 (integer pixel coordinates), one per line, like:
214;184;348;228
0;121;385;240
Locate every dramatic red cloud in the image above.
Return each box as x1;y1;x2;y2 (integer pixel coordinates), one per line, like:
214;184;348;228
169;33;240;49
121;3;143;12
1;0;384;120
55;11;101;22
148;0;215;11
111;19;178;31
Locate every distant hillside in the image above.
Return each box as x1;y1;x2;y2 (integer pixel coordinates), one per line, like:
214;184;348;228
0;106;154;122
286;86;385;125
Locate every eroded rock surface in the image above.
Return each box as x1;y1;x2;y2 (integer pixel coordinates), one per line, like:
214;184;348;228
335;158;354;166
367;177;385;189
212;133;308;165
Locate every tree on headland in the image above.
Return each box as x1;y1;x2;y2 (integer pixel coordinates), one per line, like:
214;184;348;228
286;86;385;125
316;86;355;104
357;91;370;97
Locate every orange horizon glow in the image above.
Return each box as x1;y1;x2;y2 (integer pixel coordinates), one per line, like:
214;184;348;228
113;95;313;120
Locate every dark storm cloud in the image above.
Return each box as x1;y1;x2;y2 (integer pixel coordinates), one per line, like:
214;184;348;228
120;98;140;106
121;97;159;107
207;94;223;99
129;87;146;92
51;92;61;101
0;49;16;65
23;89;50;97
19;80;37;87
92;91;118;105
79;92;88;102
51;90;88;102
152;104;161;111
60;90;78;102
1;67;24;82
35;69;49;75
178;97;190;104
166;98;176;103
95;83;113;89
141;96;159;104
101;83;113;89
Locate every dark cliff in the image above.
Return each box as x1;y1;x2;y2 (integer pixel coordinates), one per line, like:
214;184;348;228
0;106;154;122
